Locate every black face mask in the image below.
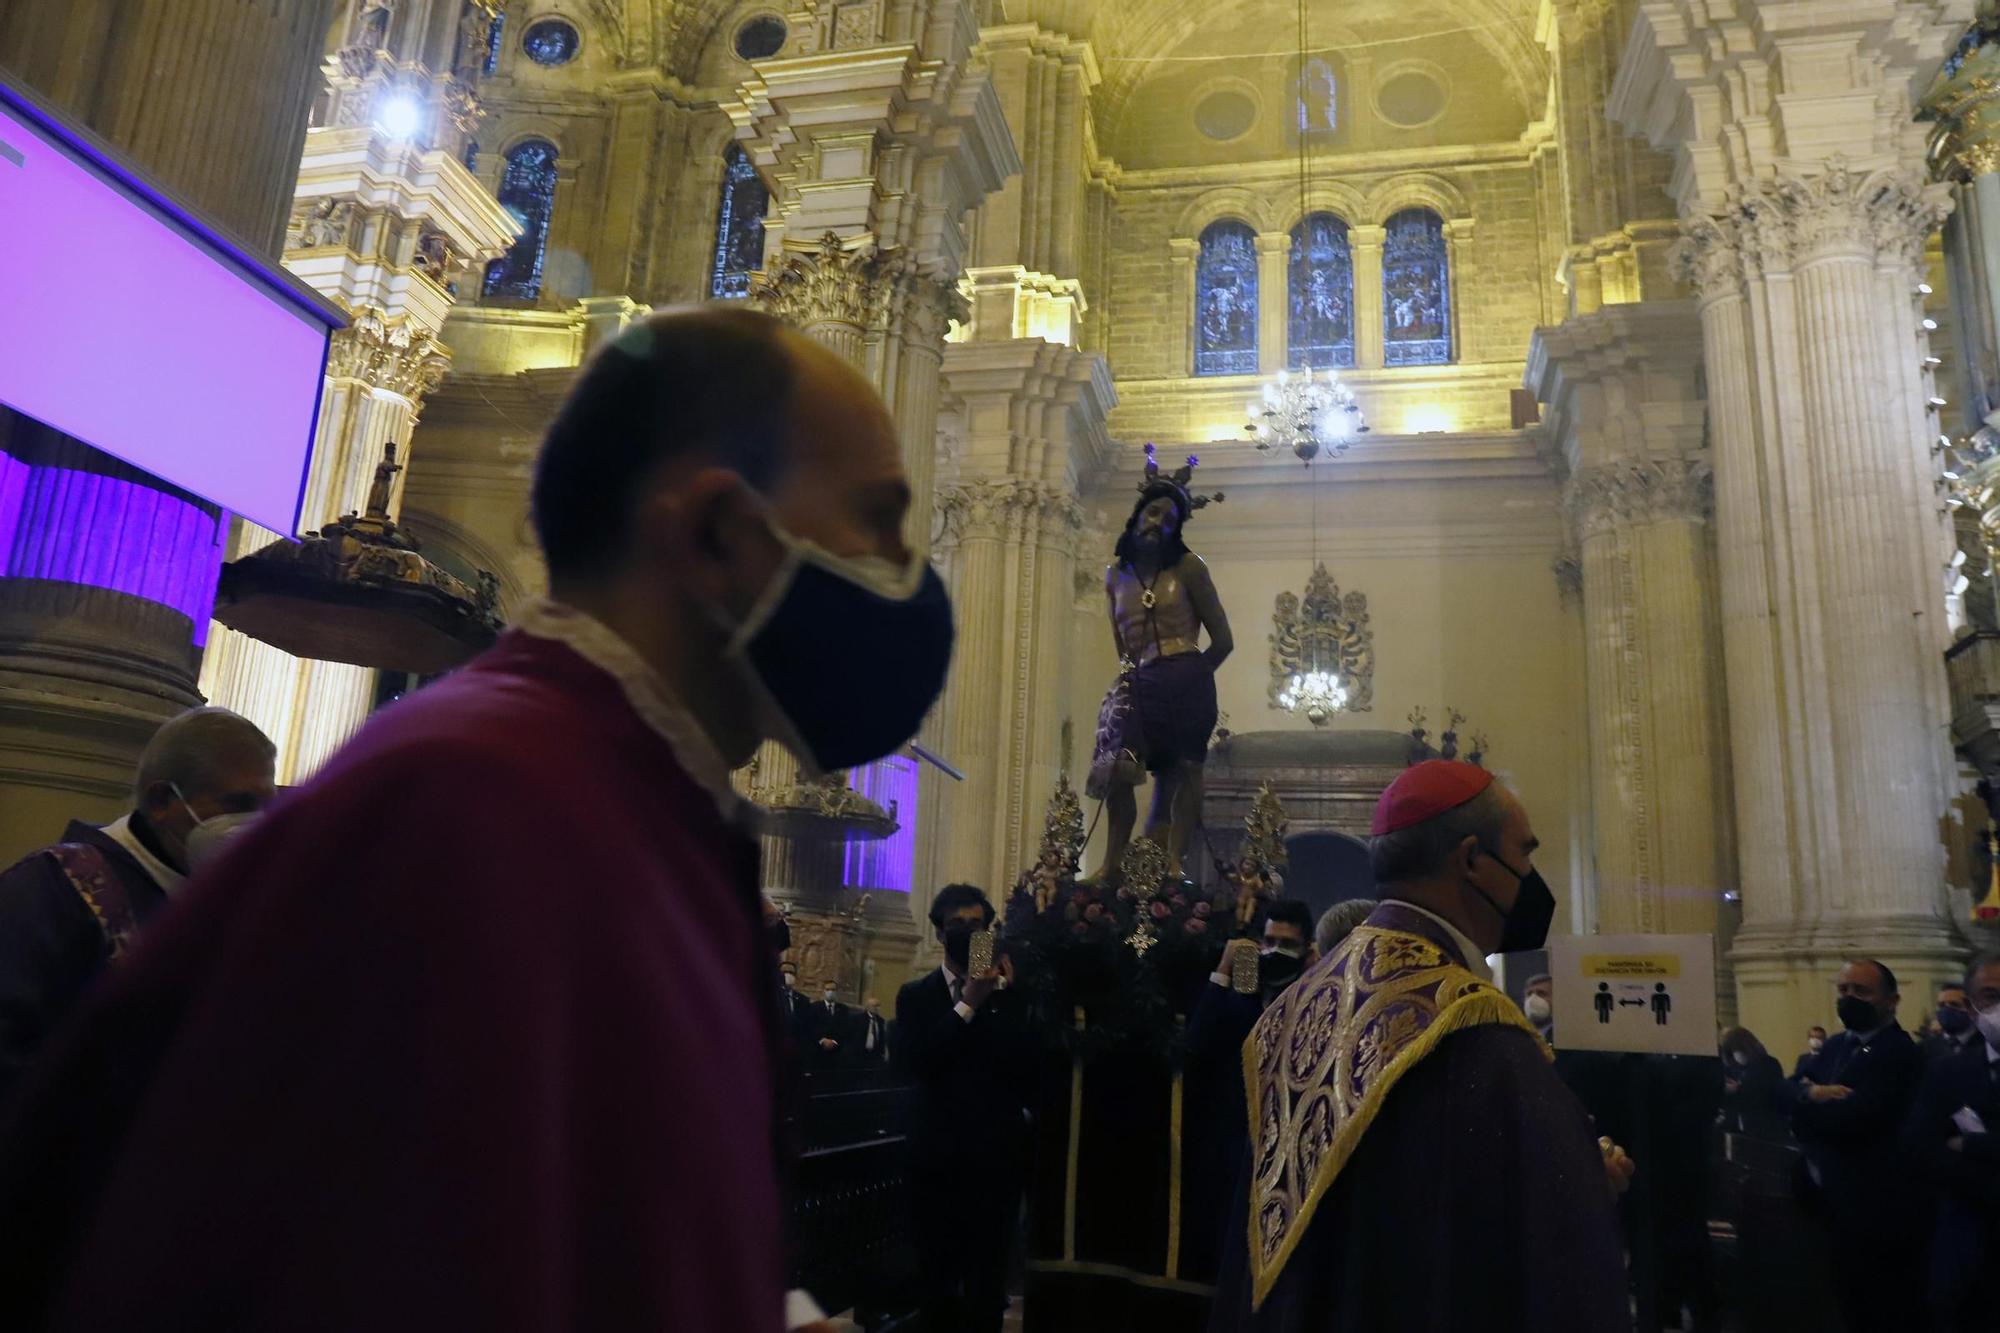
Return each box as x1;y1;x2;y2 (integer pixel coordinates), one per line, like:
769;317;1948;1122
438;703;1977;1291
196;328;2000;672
1836;996;1881;1033
941;923;974;969
1259;949;1306;1006
729;522;955;774
1938;1006;1974;1037
1470;852;1556;955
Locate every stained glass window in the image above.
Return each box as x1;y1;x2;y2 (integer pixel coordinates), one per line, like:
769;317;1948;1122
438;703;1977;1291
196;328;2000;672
482;140;558;301
1289;213;1354;369
483;10;505;75
1297;57;1338;134
522;18;579;65
710;144;769;300
1195;219;1259;376
1382;208;1452;367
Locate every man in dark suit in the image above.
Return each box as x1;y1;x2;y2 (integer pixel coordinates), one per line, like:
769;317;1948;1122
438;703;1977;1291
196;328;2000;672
806;983;849;1071
0;707;275;1103
1925;981;1980;1065
895;884;1034;1333
1903;953;2000;1333
850;995;891;1069
1792;1025;1828;1078
778;959;813;1041
1786;958;1928;1331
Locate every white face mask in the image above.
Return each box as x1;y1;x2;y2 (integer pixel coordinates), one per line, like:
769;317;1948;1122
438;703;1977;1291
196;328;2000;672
1976;1004;2000;1050
823;989;837;1003
171;784;260;873
1523;995;1553;1025
782;974;796;991
1731;1051;1750;1068
1807;1037;1824;1053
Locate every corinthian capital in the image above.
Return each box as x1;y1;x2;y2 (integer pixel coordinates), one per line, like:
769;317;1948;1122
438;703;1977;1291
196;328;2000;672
936;478;1083;546
326;308;451;402
1566;456;1715;538
752;233;891;332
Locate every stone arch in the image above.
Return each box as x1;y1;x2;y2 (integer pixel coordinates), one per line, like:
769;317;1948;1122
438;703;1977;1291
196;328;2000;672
1276;182;1369;235
1366;173;1472;226
1175;186;1278;240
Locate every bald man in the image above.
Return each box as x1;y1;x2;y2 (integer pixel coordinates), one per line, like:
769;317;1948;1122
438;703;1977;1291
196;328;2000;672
0;308;953;1333
0;706;274;1101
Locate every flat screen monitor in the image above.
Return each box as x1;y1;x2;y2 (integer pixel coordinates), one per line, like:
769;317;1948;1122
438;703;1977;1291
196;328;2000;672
0;75;342;535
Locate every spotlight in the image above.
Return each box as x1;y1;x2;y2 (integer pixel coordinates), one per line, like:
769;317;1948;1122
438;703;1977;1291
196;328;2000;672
1926;356;1943;368
374;94;423;141
1924;318;1940;331
1918;282;1935;295
1931;396;1951;408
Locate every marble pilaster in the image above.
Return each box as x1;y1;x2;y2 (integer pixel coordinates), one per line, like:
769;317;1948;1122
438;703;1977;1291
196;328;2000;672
1612;0;1972;1039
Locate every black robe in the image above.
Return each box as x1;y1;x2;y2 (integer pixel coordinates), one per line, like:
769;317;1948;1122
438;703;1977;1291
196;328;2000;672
1208;908;1629;1333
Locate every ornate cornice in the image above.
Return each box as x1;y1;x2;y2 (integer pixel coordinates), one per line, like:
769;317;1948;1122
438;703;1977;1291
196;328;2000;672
1670;160;1953;296
1565;456;1715;537
325;308;451;402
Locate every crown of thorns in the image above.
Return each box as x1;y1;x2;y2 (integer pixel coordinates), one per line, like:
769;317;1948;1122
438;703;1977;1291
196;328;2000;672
1137;443;1224;513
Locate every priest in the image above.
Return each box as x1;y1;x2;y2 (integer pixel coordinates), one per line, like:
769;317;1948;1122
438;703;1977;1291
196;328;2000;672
1209;760;1631;1332
0;307;954;1333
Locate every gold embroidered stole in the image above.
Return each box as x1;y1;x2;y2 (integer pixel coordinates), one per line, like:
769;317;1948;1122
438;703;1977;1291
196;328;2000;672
1241;923;1538;1310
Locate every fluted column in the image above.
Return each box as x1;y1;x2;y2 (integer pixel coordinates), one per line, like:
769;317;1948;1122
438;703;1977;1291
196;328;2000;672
1613;0;1970;1040
0;0;340;863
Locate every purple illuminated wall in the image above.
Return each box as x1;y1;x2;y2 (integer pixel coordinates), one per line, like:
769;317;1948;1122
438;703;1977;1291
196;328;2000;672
0;444;226;644
0;85;335;534
844;754;918;893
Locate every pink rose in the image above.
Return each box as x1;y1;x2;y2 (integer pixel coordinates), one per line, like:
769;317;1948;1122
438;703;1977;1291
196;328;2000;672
1185;918;1208;935
1192;901;1211;918
1149;901;1171;921
1171;894;1189;909
1083;902;1104;923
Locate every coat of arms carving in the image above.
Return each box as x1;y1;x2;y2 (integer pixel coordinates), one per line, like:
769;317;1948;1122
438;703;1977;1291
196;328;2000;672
1268;563;1374;712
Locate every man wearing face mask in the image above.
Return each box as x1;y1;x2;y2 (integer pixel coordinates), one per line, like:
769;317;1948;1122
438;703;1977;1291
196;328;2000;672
0;706;274;1104
1523;972;1555;1047
0;308;947;1333
1925;981;1979;1065
896;884;1035;1333
1210;760;1629;1332
808;982;849;1070
1783;959;1927;1333
1902;953;2000;1332
1793;1025;1829;1079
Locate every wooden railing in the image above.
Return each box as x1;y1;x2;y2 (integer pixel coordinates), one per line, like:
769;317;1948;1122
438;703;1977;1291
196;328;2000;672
788;1066;919;1327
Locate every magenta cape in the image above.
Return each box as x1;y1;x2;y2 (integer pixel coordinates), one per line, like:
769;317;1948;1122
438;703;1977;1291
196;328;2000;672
0;630;785;1333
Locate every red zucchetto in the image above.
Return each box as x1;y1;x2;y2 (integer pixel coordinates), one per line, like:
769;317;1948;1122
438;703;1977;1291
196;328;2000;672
1370;759;1495;836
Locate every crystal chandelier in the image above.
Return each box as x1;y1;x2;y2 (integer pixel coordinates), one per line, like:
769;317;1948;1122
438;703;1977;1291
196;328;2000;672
1277;667;1349;726
1244;367;1367;464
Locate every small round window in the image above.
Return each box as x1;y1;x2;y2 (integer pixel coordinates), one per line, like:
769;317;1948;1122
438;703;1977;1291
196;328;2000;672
522;18;581;66
734;15;788;61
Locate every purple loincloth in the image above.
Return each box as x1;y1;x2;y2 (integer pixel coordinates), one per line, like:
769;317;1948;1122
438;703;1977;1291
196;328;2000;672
1089;653;1215;795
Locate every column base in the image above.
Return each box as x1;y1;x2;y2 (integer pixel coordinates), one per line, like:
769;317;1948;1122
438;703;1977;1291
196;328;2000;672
1730;914;1969;1047
0;580;204;864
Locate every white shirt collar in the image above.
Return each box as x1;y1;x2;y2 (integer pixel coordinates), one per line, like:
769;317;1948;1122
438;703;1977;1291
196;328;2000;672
1393;901;1494;982
510;598;745;824
99;814;186;895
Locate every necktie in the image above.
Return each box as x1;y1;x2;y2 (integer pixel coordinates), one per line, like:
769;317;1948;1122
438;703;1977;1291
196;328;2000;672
866;1018;878;1051
950;976;963;1006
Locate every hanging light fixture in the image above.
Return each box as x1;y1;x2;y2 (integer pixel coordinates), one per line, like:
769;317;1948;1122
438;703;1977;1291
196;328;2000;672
1277;665;1349;725
1243;0;1366;466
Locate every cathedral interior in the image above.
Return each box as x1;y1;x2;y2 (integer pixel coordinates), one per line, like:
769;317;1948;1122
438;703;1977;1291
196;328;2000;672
4;0;2000;1074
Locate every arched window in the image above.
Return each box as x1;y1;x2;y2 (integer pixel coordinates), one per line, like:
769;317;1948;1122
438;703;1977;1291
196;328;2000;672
1194;219;1259;376
710;144;769;300
483;9;505;75
483;140;558;301
1288;213;1354;369
1382;208;1452;366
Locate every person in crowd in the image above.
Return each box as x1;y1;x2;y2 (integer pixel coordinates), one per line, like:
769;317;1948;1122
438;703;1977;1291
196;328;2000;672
1902;953;2000;1333
1523;971;1554;1046
1784;959;1927;1332
850;995;891;1068
1792;1024;1828;1079
0;706;275;1104
1313;898;1376;959
1719;1027;1787;1139
1210;760;1631;1331
1187;899;1320;1087
808;980;848;1070
779;958;814;1038
896;884;1035;1333
0;307;950;1333
1926;980;1978;1064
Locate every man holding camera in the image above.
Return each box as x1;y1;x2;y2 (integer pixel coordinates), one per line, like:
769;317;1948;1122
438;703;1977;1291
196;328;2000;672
896;884;1035;1333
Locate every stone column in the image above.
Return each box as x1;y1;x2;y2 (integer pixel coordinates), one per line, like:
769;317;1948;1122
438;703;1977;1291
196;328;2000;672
1612;0;1971;1038
0;0;342;863
200;13;520;784
729;11;1019;985
1169;238;1201;375
934;341;1113;892
1255;232;1291;373
1351;224;1387;369
1529;303;1736;953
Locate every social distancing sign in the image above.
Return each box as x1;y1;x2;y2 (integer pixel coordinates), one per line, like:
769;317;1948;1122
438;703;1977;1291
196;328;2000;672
1547;934;1717;1056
